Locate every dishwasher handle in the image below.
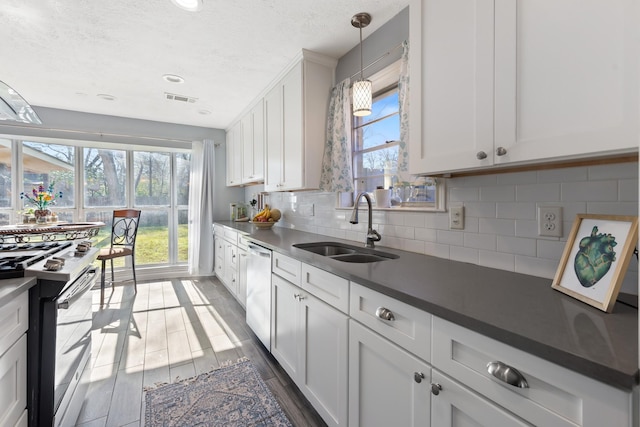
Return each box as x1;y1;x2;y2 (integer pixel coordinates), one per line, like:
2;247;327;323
248;243;271;257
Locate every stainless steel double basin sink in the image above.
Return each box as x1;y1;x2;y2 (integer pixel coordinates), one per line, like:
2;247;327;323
293;242;399;263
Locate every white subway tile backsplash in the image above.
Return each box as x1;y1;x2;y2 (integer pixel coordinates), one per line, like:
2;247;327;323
449;186;479;202
536;239;568;260
561;181;618;202
496;202;536;220
588;162;638;180
479;218;515;236
463;233;496;251
450;246;479;264
424;242;450;258
587;202;638;216
537;166;587;183
464;202;496;218
515;255;559;278
480;185;516;202
496;170;537;185
619;179;638;202
497;235;536;257
437;230;464;246
258;162;637;292
404;212;426;228
462;216;479;233
514;219;539;238
516;183;560;201
479;250;515;272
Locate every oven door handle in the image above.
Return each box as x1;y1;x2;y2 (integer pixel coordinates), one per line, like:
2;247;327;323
57;268;98;310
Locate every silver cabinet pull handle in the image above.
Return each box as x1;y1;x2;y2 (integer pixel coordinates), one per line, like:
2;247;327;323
496;146;507;156
375;307;395;321
487;361;529;388
414;372;425;383
430;383;442;395
476;151;487;160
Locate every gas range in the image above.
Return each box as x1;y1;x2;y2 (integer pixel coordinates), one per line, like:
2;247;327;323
0;241;74;278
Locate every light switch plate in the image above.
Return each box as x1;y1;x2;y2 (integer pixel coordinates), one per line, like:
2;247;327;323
449;206;464;229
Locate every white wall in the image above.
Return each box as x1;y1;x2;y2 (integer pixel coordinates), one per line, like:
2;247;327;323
253;162;639;294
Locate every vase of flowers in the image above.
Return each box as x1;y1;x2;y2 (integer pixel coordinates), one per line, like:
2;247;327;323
20;183;63;224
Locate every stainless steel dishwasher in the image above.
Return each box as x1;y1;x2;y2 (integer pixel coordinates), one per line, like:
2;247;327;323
246;243;272;350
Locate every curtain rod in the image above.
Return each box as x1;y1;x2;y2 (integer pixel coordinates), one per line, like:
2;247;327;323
0;123;195;144
349;42;403;80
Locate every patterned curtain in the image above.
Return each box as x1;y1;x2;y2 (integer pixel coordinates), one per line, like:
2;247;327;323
319;79;354;192
397;40;410;181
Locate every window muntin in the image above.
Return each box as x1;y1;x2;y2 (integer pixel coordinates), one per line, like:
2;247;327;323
84;148;127;207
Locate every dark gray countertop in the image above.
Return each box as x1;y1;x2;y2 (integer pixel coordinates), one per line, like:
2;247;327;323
0;276;37;306
215;221;639;391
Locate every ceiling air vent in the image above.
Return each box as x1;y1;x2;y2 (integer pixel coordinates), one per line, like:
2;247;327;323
165;92;197;103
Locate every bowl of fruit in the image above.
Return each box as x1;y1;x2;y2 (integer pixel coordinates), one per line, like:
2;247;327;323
250;205;281;229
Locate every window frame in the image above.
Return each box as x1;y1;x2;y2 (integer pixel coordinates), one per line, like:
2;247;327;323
346;60;445;211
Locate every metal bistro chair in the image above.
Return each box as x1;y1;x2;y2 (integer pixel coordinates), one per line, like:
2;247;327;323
98;209;141;307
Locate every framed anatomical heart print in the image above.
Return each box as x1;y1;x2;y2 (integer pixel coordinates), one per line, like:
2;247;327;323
552;214;638;312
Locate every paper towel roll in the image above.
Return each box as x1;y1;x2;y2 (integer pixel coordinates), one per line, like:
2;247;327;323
374;189;391;208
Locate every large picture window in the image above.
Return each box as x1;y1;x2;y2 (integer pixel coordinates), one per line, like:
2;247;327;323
0;137;190;270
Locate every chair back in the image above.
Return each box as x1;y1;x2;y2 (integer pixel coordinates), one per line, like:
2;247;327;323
110;209;141;249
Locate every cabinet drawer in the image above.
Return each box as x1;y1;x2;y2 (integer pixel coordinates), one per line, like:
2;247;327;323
432;317;632;427
349;282;431;362
223;228;238;245
0;291;28;357
237;233;250;251
0;334;27;427
301;264;349;313
272;252;301;285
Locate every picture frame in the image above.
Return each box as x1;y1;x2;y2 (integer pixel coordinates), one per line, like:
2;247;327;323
552;214;638;312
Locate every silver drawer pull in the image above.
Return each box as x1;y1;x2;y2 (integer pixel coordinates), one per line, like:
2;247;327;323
486;361;529;389
375;307;395;321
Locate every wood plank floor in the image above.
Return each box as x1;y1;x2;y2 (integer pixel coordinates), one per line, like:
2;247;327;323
75;277;327;427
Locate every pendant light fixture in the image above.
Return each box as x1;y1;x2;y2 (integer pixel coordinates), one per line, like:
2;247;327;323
351;12;372;117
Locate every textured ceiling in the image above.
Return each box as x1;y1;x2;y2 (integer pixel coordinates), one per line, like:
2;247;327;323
0;0;408;129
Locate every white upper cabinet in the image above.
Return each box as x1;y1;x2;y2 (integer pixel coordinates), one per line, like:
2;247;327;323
264;50;336;192
225;121;242;186
241;100;264;184
409;0;639;176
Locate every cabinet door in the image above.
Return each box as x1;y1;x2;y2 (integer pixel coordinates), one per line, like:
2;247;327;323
409;0;495;175
270;274;301;379
300;293;348;427
225;122;242;186
237;248;248;308
349;320;431;427
223;242;237;296
431;370;529;427
280;62;304;190
241;101;265;183
214;237;225;281
264;84;282;192
493;0;638;164
0;335;27;427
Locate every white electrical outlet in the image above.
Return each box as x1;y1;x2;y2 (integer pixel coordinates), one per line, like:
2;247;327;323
449;206;464;229
538;206;562;237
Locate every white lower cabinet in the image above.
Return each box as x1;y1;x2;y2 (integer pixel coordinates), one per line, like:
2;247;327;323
271;273;348;427
237;247;248;308
0;291;28;427
430;370;529;427
348;320;431;427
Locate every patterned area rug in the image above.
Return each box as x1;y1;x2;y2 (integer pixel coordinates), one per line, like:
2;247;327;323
144;359;292;426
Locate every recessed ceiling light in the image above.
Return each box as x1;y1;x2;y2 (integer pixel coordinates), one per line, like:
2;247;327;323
198;109;211;115
163;74;185;84
97;94;116;101
170;0;203;12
